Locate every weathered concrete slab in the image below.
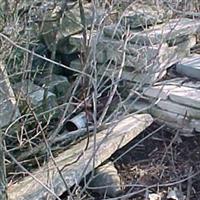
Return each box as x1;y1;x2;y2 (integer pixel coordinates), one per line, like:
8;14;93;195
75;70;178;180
136;18;200;44
155;78;200;90
104;18;200;45
176;54;200;80
8;114;153;200
0;64;20;128
157;100;200;119
121;2;172;28
98;65;166;84
150;106;200;133
126;98;200;132
96;40;169;71
144;84;200;109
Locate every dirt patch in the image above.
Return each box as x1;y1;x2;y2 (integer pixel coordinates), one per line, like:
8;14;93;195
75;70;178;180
111;123;200;199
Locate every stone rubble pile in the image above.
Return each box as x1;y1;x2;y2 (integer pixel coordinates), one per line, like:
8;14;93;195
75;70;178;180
68;2;200;132
69;2;199;85
138;78;200;133
136;53;200;133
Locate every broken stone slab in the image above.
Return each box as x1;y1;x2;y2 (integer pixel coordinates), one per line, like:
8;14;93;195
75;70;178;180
95;36;192;71
156;100;200;119
0;64;20;128
149;106;200;133
97;64;166;84
13;80;57;116
150;105;191;125
121;2;172;29
8;114;153;200
88;161;122;197
143;84;200;109
35;74;70;98
135;18;200;45
163;35;197;64
155;78;200;90
126;99;197;132
176;54;200;80
104;18;200;45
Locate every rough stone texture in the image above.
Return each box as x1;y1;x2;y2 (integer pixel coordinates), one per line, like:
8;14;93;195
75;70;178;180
150;105;189;124
0;64;20;128
88;162;121;197
126;98;200;133
98;65;166;84
35;74;70;98
176;54;200;80
104;18;200;45
121;2;172;28
8;114;153;200
70;58;167;84
97;40;169;71
144;84;200;109
41;3;105;53
157;100;200;119
159;78;200;90
150;106;200;133
13;80;57;116
132;18;200;45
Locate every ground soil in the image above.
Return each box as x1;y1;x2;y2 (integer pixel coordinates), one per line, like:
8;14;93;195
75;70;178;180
110;122;200;200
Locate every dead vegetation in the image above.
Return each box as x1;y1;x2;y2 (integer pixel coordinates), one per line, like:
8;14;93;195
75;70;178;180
0;0;200;199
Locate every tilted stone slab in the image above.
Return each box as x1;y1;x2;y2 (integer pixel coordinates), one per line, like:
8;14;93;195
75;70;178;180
150;106;200;133
98;38;191;70
121;2;172;29
176;54;200;80
97;65;166;84
104;18;200;45
155;78;200;90
144;84;200;109
0;64;20;128
157;100;200;119
8;114;153;200
97;39;169;71
126;98;199;132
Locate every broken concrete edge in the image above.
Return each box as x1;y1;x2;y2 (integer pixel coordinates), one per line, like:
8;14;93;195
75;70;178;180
143;83;200;110
103;18;200;45
126;99;200;133
8;114;153;200
176;54;200;80
156;100;200;119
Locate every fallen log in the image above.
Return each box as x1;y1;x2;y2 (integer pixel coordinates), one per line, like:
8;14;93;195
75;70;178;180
8;114;153;200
